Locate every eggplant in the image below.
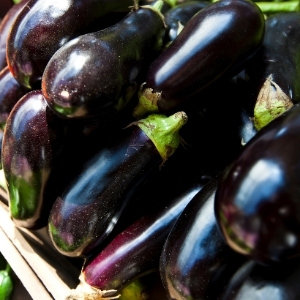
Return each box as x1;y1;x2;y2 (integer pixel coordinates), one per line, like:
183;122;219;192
1;90;66;229
215;103;300;265
41;1;166;120
48;111;188;257
0;66;29;129
163;0;211;44
221;257;300;300
132;0;265;119
0;0;29;71
6;0;135;89
244;12;300;130
160;176;248;300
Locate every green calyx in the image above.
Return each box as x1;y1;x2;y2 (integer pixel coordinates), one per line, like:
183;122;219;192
256;1;299;15
0;268;13;300
132;87;161;119
254;75;294;131
131;112;188;163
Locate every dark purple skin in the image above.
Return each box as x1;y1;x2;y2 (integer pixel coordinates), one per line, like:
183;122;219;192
0;66;29;129
48;126;164;257
136;0;265;115
246;12;300;106
81;181;204;294
159;177;248;300
0;0;29;70
2;90;66;229
6;0;134;89
42;3;165;119
215;103;300;265
0;0;13;18
163;1;211;43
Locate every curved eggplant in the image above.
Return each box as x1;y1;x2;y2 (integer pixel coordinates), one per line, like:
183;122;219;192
160;177;248;300
245;12;300;130
0;66;29;129
133;0;265;118
0;0;29;71
6;0;134;89
1;90;66;229
67;179;204;299
48;111;188;257
42;1;165;120
215;103;300;265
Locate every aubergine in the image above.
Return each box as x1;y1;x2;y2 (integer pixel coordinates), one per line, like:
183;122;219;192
163;0;210;44
215;103;300;265
245;12;300;130
48;111;188;257
41;1;166;120
132;0;265;119
67;179;204;299
0;0;29;71
160;176;248;300
0;66;29;129
6;0;135;89
1;90;66;229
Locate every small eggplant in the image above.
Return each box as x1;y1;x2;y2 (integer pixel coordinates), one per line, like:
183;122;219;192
133;0;265;118
42;1;166;120
160;177;248;300
67;178;204;299
245;12;300;130
0;66;29;129
48;111;188;257
0;0;29;70
6;0;135;89
215;104;300;265
2;90;66;229
163;0;210;44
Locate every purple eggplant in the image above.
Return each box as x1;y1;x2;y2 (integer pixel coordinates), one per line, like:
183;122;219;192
1;90;66;229
0;66;29;129
41;1;166;120
48;111;188;257
132;0;265;119
67;180;204;299
0;0;29;71
6;0;134;89
160;177;248;300
215;103;300;265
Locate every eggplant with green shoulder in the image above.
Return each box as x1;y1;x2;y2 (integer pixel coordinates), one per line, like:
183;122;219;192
48;111;188;257
133;0;265;118
1;90;66;229
41;0;166;120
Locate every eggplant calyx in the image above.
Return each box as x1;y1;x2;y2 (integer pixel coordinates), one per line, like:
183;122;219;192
128;111;188;164
253;75;293;130
133;86;161;119
66;275;120;300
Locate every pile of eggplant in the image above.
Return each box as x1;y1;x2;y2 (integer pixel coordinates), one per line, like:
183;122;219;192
1;0;300;299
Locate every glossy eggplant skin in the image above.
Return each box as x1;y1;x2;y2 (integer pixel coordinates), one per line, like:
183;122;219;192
6;0;134;89
2;90;66;229
215;104;300;265
48;126;164;257
134;0;265;117
0;66;29;129
80;181;204;294
160;177;248;300
163;1;211;44
0;0;29;71
246;12;300;106
42;4;165;120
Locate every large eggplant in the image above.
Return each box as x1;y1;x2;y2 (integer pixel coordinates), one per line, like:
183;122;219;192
132;0;265;118
48;111;188;257
160;177;248;300
6;0;134;89
1;90;66;229
215;103;300;265
42;0;166;120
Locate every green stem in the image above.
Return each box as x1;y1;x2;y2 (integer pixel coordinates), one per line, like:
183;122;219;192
256;1;299;13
